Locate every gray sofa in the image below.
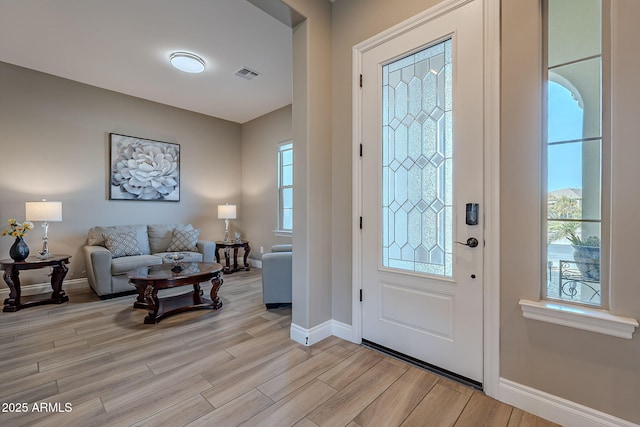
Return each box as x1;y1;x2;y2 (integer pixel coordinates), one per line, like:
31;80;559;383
84;224;215;298
261;244;292;308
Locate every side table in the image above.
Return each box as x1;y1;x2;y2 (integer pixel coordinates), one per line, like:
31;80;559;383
1;255;71;312
215;241;251;274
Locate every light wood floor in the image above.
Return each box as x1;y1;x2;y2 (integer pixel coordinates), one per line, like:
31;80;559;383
0;269;558;427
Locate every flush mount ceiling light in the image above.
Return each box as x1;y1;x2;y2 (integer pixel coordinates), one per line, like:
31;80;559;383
170;52;205;73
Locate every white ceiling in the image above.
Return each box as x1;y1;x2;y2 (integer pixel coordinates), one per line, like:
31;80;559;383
0;0;293;124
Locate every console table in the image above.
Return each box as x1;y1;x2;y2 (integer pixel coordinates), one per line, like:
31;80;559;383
215;240;251;274
1;255;71;312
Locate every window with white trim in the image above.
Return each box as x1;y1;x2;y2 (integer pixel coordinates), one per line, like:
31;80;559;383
543;0;608;307
277;141;293;233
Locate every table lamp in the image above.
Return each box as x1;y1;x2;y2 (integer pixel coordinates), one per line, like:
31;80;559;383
217;204;236;242
25;199;62;259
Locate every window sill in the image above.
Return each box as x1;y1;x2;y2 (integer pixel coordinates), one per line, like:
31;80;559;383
519;299;638;339
273;229;292;237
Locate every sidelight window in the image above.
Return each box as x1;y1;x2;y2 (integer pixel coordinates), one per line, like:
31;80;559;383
543;0;608;306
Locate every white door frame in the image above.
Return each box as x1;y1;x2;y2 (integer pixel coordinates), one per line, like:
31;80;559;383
351;0;501;398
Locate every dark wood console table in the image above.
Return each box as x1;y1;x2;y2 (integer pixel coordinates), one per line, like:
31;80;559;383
215;240;251;274
127;262;223;324
1;255;71;312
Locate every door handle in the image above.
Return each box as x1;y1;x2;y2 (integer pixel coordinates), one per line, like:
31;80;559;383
456;237;479;248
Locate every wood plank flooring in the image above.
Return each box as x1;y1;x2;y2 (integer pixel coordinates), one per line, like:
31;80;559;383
0;269;559;427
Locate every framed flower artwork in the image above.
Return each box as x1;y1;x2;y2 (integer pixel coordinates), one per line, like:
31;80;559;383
109;133;180;201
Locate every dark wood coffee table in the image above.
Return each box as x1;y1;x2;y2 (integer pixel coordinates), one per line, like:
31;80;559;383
1;255;71;312
127;262;223;324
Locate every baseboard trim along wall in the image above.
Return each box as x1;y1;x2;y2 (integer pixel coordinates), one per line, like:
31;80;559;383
290;320;354;346
499;378;638;427
0;278;89;299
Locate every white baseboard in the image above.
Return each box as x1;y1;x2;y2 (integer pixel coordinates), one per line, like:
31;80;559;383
248;258;262;269
499;378;638;427
331;320;356;342
0;278;89;298
290;319;356;346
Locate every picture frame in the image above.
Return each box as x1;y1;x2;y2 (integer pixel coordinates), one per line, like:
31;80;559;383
109;133;180;201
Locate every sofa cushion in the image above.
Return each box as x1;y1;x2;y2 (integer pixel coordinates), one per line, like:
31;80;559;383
111;254;163;275
88;225;151;255
148;224;194;253
154;251;203;263
103;231;142;258
166;229;200;252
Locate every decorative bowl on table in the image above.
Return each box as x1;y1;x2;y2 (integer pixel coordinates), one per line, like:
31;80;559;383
164;253;186;272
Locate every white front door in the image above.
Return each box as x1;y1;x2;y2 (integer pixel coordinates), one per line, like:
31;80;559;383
360;0;484;384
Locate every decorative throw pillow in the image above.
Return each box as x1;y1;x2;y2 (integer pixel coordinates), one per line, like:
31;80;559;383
102;231;142;258
167;229;200;252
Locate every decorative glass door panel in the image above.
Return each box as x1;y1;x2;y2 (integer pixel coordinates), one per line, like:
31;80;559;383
381;39;453;277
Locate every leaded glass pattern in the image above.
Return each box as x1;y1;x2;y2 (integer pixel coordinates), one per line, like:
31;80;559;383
381;39;453;277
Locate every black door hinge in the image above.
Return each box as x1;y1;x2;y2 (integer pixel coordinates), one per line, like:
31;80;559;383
359;216;363;229
359;289;363;301
360;74;363;88
359;144;363;157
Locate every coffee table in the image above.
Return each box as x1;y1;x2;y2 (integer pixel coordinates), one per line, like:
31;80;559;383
127;262;223;324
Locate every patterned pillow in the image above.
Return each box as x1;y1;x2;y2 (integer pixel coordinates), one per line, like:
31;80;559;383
167;229;200;252
102;231;142;258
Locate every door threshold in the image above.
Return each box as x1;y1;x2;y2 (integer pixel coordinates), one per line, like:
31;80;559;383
361;339;483;391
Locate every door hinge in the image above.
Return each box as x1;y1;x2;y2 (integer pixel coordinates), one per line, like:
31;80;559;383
359;216;363;229
359;144;363;157
359;74;363;88
359;289;363;301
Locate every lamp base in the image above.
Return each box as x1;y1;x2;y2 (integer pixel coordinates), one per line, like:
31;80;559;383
223;218;231;242
37;222;50;259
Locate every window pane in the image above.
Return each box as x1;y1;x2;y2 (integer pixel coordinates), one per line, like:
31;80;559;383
282;149;293;166
549;58;602;143
547;222;601;305
283;208;293;230
282;187;293;209
282;165;293;186
548;139;601;221
381;38;453;277
548;0;601;68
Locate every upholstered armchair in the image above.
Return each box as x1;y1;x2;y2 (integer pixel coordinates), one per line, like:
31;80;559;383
261;244;292;308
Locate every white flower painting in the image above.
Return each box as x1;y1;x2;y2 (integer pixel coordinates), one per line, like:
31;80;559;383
109;133;180;201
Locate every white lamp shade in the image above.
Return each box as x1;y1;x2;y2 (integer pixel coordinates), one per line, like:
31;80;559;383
217;204;237;220
25;201;62;222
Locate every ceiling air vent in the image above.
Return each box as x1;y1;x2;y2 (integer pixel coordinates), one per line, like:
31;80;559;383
235;67;261;80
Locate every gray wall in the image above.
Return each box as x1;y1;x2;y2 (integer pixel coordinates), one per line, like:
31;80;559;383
501;0;640;423
0;62;242;286
241;104;293;260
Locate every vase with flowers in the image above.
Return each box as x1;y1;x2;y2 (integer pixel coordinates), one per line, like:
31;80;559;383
2;219;34;262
